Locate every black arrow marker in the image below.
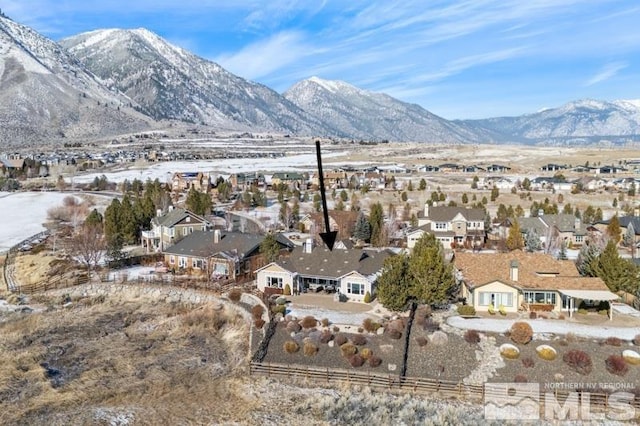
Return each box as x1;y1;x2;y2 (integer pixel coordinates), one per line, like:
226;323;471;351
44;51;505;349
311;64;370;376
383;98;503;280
315;140;337;251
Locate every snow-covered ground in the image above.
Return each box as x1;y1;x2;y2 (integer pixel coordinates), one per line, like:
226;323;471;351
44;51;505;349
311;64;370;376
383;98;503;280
70;151;347;184
107;265;158;282
286;303;378;326
447;315;639;340
0;192;76;253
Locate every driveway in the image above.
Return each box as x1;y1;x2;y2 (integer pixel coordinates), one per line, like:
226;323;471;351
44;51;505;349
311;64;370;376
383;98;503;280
447;315;640;340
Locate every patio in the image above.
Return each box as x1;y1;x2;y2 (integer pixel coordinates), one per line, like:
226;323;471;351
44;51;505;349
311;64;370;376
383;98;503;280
283;293;388;327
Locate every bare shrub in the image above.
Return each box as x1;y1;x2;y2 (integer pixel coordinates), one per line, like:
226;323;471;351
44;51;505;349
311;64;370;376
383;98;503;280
348;354;365;367
332;326;340;333
321;318;330;327
359;347;373;360
563;350;592;375
251;305;264;320
303;342;319;357
362;318;379;333
423;318;440;332
319;330;333;344
340;343;357;357
351;334;367;346
514;374;528;383
286;321;301;333
334;334;348;347
464;329;480;344
228;288;242;302
283;340;300;354
416;336;428;347
510;321;533;345
529;311;537;319
301;316;317;329
368;356;382;368
566;332;578;343
521;357;535;368
604;337;622;347
605;355;628;376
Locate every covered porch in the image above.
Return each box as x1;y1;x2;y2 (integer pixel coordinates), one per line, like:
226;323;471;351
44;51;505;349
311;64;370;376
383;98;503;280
559;289;620;321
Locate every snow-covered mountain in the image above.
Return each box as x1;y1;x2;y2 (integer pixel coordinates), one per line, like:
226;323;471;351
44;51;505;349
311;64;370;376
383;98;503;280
284;77;483;143
0;14;152;146
60;29;334;136
461;99;640;144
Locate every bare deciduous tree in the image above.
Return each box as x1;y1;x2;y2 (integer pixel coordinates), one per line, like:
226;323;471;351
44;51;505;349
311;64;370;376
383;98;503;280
66;224;106;276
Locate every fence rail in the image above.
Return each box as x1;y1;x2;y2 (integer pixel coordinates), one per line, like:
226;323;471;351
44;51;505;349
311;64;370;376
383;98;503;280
3;230;50;292
250;362;640;415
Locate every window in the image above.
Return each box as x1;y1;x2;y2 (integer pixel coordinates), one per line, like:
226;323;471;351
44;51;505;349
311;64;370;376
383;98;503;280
178;257;187;268
435;222;447;230
524;291;556;305
169;255;175;265
267;276;283;288
575;235;583;243
478;292;513;307
347;282;365;295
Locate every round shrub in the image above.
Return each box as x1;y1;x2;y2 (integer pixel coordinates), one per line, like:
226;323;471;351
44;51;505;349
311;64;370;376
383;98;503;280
228;288;242;302
430;331;449;346
351;334;367;346
521;357;535;368
457;305;476;316
321;318;330;327
423;318;440;332
334;334;348;347
301;316;317;329
510;321;533;345
348;354;365;367
529;311;537;319
500;343;520;360
604;336;622;347
605;355;629;376
415;336;428;347
303;342;319;357
359;347;373;360
283;284;291;296
387;319;404;332
536;345;557;361
319;330;333;344
271;305;286;315
363;291;371;303
340;343;357;357
368;355;382;368
386;329;402;340
464;329;480;344
563;350;592;375
362;318;379;333
283;340;300;354
332;326;340;333
286;320;301;333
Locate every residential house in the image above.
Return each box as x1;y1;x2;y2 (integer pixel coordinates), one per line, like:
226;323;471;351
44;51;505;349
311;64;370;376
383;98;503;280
171;172;211;193
540;164;568;172
484;176;513;190
574;176;608;191
310;170;348;189
438;163;460;172
302;211;359;241
230;172;265;191
594;214;640;246
164;229;292;281
255;240;392;302
598;165;627;174
141;208;210;253
530;176;573;192
414;204;486;249
514;214;589;248
455;251;617;314
271;172;308;191
417;165;440;173
462;165;484;173
486;164;511;173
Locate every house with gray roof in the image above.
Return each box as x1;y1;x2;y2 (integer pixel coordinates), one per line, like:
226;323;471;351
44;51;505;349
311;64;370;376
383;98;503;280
255;240;392;302
413;204;486;249
141;207;210;253
511;213;589;249
164;229;293;281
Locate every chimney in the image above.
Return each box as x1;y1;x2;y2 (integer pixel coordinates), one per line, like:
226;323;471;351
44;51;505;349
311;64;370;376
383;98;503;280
538;209;544;216
156;209;162;217
574;217;581;230
168;205;174;212
213;229;221;244
424;202;429;218
510;260;519;282
304;238;314;254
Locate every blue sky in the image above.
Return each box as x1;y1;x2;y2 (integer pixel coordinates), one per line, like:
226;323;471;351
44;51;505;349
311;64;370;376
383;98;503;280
2;0;639;119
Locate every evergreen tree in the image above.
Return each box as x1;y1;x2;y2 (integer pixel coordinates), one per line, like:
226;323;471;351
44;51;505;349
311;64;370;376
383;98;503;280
120;195;137;244
471;176;479;189
490;186;499;202
576;242;602;277
524;228;541;252
506;220;524;251
369;202;385;247
409;233;456;305
340;189;348;202
85;209;103;228
407;180;414;191
335;199;345;211
103;198;121;246
375;254;412;311
260;233;280;263
594;241;636;292
186;187;212;216
461;193;468;204
419;178;427;191
607;214;621;243
624;223;636;247
353;212;371;242
557;240;568;260
313;193;321;212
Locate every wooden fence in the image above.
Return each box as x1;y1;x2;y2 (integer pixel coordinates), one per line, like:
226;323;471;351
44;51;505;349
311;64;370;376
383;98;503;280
250;362;640;417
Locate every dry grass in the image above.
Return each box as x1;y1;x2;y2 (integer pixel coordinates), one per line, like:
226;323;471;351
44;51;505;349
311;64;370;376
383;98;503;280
0;293;251;424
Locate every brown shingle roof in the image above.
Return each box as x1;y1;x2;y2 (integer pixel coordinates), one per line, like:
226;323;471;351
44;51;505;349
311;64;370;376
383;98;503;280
454;251;608;291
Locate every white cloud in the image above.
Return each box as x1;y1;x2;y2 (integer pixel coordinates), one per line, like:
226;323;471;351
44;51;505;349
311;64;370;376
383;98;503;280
585;62;627;86
215;31;313;81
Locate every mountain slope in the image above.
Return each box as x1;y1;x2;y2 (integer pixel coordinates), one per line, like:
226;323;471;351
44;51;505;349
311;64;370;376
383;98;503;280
284;77;483;143
0;15;152;146
460;99;640;144
60;29;334;135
